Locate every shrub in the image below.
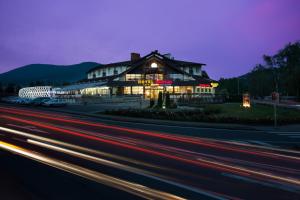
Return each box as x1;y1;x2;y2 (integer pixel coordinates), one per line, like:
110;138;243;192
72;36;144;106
203;105;222;115
165;92;171;108
156;92;163;108
149;99;155;108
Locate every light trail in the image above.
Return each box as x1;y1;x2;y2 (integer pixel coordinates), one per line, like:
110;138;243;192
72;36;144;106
2;116;300;187
0;140;186;200
28;139;231;200
0;126;238;199
1;107;299;162
0;115;254;176
0;126;161;170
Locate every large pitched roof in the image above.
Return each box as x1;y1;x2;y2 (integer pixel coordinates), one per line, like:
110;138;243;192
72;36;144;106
86;51;206;74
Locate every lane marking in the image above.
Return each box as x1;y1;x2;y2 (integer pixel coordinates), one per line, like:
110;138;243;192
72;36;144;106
277;134;300;136
222;173;300;193
269;131;300;134
248;141;274;147
6;123;48;134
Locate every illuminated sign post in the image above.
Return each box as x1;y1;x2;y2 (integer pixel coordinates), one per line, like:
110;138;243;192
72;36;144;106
242;93;251;108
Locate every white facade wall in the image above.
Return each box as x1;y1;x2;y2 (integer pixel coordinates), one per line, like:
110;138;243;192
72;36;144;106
87;66;128;79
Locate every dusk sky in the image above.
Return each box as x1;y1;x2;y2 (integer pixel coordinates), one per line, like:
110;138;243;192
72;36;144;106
0;0;299;79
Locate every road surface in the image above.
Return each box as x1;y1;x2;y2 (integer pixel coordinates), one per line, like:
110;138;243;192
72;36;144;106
0;105;299;200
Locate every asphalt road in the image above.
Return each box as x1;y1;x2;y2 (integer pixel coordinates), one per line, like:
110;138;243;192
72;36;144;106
0;105;300;200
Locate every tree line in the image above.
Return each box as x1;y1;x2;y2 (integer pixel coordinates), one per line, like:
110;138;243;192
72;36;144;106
218;41;300;99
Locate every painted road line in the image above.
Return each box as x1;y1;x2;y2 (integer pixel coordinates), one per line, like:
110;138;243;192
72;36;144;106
6;123;48;134
248;140;274;147
222;173;300;193
269;131;300;134
0;140;186;200
277;134;300;136
288;136;300;138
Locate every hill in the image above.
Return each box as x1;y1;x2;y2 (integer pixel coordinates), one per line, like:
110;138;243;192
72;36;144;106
0;62;100;86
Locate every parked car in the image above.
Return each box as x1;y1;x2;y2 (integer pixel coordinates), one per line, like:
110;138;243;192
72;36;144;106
31;97;51;106
18;98;33;105
42;98;66;107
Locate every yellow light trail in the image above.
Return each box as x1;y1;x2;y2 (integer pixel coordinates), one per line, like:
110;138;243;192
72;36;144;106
0;140;185;200
0;126;161;169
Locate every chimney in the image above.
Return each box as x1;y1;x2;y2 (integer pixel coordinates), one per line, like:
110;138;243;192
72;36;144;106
163;53;174;60
131;52;140;61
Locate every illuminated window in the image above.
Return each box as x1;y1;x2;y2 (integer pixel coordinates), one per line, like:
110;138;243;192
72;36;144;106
124;86;143;94
81;87;110;96
151;62;158;68
126;74;142;81
166;86;180;93
145;74;163;80
169;74;183;80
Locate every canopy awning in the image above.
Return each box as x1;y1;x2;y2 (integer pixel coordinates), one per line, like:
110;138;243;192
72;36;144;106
59;81;107;91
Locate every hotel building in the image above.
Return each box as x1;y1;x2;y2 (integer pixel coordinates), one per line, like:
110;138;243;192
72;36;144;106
80;51;217;99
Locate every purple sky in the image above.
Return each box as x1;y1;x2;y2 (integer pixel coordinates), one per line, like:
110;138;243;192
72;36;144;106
0;0;299;79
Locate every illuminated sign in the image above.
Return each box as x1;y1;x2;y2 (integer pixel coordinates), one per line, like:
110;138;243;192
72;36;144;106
155;80;173;85
199;84;211;87
271;92;279;103
243;93;251;108
211;82;219;88
138;80;153;86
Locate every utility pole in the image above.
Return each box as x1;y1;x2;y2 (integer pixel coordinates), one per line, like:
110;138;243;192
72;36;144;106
237;78;240;96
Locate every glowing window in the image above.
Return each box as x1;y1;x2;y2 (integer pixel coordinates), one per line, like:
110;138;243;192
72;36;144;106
151;62;158;68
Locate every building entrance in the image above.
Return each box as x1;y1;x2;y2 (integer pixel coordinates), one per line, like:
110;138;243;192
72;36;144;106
145;86;164;99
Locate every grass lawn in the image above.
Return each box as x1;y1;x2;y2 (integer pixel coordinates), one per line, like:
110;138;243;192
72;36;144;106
103;103;300;124
216;103;300;121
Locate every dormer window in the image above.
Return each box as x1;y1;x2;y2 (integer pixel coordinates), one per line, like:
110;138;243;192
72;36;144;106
114;69;118;75
102;72;106;77
151;62;158;68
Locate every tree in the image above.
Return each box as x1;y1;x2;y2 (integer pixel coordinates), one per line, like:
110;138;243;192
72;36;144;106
218;41;300;99
0;82;3;95
165;92;171;108
156;92;163;108
5;83;16;95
